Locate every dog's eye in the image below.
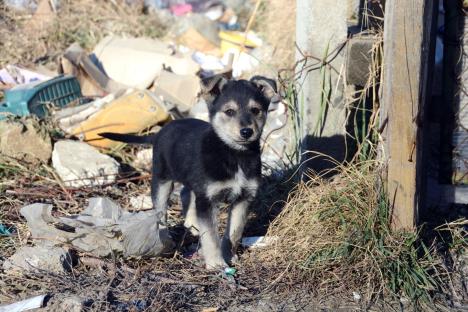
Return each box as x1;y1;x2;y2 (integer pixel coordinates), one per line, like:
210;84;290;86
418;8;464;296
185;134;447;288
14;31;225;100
250;107;260;115
225;109;236;117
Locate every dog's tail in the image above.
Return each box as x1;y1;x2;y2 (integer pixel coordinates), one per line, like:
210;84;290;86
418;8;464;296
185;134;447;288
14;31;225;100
99;132;155;145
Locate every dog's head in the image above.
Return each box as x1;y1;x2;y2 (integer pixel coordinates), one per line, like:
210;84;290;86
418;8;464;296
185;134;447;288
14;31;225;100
200;75;279;151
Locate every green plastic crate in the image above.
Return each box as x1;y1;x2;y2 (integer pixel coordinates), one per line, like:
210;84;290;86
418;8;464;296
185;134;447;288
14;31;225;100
0;75;83;119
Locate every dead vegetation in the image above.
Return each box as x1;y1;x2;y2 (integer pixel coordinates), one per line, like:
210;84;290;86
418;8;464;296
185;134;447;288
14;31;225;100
0;0;168;69
245;161;467;309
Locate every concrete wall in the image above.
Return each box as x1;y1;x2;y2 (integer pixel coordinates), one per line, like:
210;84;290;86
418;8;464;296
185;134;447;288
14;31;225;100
296;0;353;173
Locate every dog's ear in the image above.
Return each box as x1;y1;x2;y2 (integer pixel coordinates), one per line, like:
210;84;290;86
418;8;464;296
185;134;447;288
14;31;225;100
250;76;281;104
199;75;228;104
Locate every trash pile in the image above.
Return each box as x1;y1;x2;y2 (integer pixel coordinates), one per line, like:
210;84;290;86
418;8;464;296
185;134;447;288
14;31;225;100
0;1;291;307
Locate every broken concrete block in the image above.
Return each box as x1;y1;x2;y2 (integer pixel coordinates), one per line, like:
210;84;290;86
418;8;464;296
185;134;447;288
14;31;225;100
44;295;86;312
3;244;75;274
132;148;153;171
129;195;153;211
52;140;119;187
345;36;377;86
0;119;52;163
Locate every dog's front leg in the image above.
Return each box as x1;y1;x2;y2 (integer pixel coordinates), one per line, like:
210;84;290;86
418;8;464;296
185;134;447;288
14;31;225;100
195;195;227;269
222;199;250;263
181;186;199;235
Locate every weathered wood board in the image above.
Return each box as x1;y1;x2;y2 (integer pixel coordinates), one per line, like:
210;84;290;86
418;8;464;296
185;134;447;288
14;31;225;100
381;0;437;229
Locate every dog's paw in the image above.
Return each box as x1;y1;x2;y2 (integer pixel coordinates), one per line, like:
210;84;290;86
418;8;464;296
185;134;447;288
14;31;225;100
230;254;239;264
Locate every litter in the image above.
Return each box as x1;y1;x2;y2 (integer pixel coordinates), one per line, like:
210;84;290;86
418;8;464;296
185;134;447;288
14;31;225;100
151;70;201;114
52;140;120;187
353;291;362;301
92;36;200;89
173;15;221;55
69;90;170;149
192;51;226;72
0;224;12;235
224;267;236;276
0;294;47;312
0;65;51;86
54;92;119;134
60;43;126;96
222;49;260;78
19;198;174;258
240;236;277;249
3;243;76;274
0;75;83;120
219;30;262;54
170;3;192;16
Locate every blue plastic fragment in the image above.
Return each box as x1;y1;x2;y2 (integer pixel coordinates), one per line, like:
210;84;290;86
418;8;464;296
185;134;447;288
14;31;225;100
0;75;83;120
0;224;12;235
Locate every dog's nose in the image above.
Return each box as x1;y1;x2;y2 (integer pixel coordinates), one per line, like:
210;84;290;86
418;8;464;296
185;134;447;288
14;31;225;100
240;128;254;139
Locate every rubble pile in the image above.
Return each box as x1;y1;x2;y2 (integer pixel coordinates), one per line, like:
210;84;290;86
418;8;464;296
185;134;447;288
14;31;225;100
0;1;291;309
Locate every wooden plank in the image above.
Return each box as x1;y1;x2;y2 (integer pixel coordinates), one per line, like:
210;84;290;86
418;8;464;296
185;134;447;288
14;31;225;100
380;0;437;229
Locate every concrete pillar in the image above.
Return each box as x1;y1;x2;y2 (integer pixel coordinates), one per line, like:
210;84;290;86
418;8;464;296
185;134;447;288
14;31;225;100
296;0;351;173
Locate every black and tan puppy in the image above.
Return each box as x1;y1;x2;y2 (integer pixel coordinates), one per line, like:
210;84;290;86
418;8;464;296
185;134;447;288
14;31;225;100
100;75;278;269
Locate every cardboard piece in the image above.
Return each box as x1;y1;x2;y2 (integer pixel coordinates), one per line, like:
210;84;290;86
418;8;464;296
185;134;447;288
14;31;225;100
151;70;201;113
173;15;221;55
71;90;170;149
92;36;200;89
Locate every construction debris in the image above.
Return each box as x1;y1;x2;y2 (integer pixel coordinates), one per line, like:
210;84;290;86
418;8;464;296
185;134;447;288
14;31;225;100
129;194;153;211
92;36;200;89
0;119;52;164
60;43;126;96
132;148;153;171
52;140;120;187
3;244;76;274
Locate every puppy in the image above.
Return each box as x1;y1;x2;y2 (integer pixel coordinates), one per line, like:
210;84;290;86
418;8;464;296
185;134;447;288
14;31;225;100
100;75;278;269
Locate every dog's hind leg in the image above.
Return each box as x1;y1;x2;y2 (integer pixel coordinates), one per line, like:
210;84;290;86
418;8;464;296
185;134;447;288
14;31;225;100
222;200;250;263
181;186;199;235
195;195;227;269
152;179;173;225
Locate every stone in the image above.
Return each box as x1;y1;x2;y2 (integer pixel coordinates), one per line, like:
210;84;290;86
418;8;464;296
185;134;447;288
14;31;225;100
0;119;52;164
132;148;153;171
346;36;377;86
129;194;153;211
3;244;75;274
52;140;119;187
44;295;86;312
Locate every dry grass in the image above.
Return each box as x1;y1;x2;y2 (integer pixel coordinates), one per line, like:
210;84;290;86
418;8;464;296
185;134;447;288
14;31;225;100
255;0;296;70
244;161;466;309
0;0;168;69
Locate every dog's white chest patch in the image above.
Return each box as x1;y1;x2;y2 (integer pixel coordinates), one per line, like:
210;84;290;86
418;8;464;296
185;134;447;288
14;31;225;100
206;167;258;201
